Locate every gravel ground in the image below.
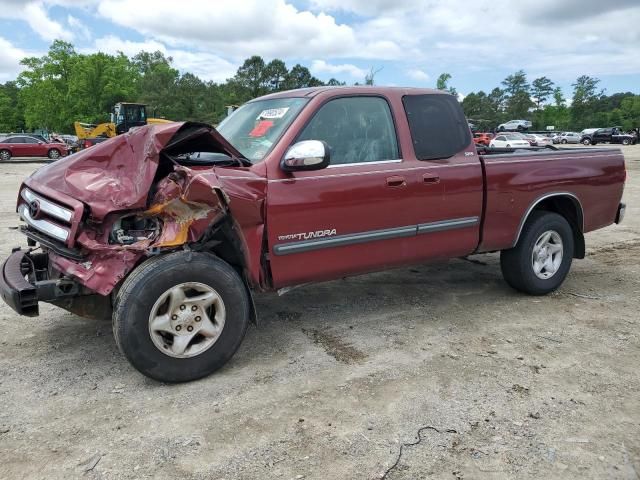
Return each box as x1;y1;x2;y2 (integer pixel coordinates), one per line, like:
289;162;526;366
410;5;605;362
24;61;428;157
0;146;638;480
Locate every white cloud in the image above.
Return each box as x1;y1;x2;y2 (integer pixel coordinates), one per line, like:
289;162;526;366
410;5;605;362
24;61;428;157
310;60;366;79
406;68;429;82
67;15;91;40
94;0;402;60
86;36;237;83
0;1;74;42
0;37;30;81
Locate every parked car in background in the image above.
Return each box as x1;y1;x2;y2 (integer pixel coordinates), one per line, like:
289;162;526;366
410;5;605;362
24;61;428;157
523;134;537;146
532;134;553;146
555;132;581;144
0;135;69;161
497;119;532;131
581;127;637;146
580;128;599;137
490;133;531;148
473;132;493;146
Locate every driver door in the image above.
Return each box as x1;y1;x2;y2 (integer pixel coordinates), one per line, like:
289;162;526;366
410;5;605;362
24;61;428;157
266;95;417;288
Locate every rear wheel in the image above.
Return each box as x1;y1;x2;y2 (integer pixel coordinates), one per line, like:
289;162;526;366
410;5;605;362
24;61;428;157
622;138;630;145
47;148;61;159
0;149;10;161
500;211;574;295
506;144;511;148
113;252;250;382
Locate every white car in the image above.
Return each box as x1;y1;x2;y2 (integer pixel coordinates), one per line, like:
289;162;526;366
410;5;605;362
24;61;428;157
490;134;531;149
532;134;553;146
497;119;532;131
556;132;581;144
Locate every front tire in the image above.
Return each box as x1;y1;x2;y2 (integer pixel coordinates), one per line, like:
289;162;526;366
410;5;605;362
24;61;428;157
582;138;591;145
561;139;568;144
113;252;250;382
47;148;61;159
622;139;630;145
500;211;574;295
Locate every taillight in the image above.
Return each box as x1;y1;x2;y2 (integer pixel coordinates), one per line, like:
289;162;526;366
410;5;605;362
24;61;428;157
84;140;91;149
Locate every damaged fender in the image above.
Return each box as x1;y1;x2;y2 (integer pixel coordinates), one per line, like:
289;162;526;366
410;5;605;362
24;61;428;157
22;122;267;296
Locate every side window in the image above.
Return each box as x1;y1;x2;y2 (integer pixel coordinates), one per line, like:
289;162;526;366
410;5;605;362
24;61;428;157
496;136;506;141
7;137;23;143
402;94;471;160
297;96;399;165
24;137;39;144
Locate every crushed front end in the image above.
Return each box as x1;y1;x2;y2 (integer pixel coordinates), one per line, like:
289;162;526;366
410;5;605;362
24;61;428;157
1;121;260;320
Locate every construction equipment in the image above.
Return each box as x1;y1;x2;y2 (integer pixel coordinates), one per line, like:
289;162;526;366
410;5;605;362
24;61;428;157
74;103;172;141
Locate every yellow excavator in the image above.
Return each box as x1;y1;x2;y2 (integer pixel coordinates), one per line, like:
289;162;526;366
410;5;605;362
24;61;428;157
74;102;172;141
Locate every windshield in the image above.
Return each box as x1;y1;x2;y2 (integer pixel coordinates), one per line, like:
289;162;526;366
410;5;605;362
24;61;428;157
217;97;308;163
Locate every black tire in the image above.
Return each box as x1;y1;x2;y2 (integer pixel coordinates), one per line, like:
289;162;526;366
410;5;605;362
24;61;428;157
498;126;505;132
517;125;524;131
500;211;574;295
0;149;11;161
561;139;568;144
113;251;250;382
582;138;591;145
506;144;511;148
47;148;61;159
622;139;630;145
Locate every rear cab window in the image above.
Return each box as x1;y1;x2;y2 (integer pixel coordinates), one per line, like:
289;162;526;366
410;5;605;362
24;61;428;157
402;94;471;160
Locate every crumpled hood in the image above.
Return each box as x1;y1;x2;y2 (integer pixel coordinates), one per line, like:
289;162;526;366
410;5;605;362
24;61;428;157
24;122;244;220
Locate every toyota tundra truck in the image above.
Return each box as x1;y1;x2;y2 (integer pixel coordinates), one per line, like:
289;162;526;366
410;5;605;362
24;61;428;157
0;87;626;382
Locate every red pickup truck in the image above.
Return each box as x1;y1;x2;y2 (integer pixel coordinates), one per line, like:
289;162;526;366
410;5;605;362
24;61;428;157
1;87;626;382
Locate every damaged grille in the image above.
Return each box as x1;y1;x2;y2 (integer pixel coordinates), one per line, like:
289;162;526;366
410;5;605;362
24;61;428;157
18;188;74;243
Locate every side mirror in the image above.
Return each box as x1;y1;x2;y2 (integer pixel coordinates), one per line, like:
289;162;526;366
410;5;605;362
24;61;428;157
281;140;330;172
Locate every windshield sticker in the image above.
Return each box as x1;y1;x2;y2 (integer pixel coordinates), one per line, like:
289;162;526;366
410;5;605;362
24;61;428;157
257;107;289;119
249;120;274;138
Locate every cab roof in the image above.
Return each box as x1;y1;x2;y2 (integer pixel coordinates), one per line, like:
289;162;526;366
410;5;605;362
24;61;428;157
253;86;448;101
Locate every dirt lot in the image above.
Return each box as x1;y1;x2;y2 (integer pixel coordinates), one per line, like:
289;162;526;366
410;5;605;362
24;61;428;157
0;147;638;480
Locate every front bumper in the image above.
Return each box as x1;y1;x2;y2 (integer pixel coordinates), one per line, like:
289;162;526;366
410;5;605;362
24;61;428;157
1;249;80;317
1;249;39;316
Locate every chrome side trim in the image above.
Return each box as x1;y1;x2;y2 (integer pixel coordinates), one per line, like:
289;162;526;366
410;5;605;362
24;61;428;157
18;204;69;242
273;217;481;256
418;216;479;234
512;192;584;247
21;188;73;223
327;159;402;168
273;225;417;255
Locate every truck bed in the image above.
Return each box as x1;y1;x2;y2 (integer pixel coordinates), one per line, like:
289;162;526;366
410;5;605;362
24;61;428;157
478;147;625;252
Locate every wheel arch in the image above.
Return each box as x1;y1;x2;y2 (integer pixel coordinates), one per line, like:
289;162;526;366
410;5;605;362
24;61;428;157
513;193;585;258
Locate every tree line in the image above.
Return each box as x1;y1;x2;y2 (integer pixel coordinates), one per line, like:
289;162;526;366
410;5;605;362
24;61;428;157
0;40;638;134
460;70;640;132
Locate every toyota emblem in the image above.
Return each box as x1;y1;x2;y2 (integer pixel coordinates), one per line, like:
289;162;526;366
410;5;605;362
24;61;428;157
28;200;41;219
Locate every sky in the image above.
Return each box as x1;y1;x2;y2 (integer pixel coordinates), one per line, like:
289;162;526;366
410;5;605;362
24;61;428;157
0;0;639;99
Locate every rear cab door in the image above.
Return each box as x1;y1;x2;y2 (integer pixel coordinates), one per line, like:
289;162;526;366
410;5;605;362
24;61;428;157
400;93;483;260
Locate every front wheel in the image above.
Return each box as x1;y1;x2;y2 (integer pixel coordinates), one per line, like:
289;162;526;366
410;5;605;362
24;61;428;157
500;211;574;295
582;138;591;145
622;139;630;145
113;252;250;382
561;139;568;144
47;148;61;159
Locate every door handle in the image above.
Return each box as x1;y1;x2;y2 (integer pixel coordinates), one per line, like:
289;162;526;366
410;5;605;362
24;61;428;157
423;173;440;184
386;175;406;187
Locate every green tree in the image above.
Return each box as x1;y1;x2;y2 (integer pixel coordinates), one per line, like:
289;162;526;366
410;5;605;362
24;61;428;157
571;75;603;129
501;70;533;119
132;51;179;118
283;64;322;89
0;81;24;132
264;59;288;91
436;72;457;97
531;76;555;110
